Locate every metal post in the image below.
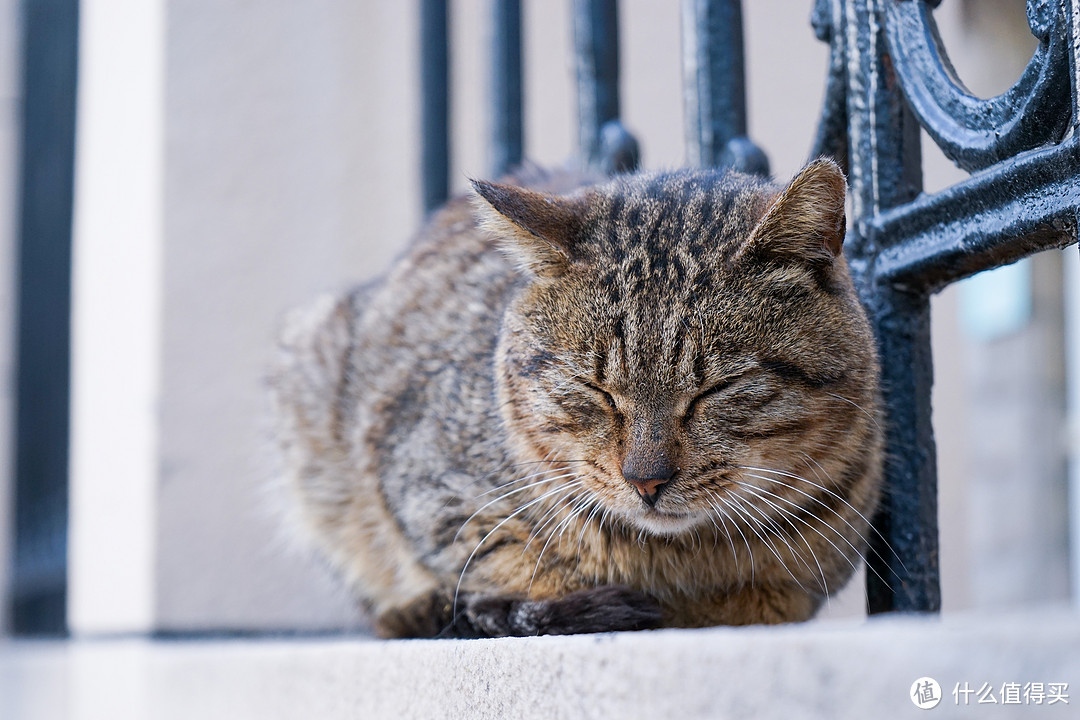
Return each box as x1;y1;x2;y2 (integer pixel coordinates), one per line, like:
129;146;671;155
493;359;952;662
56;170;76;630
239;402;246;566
11;0;80;635
843;0;939;614
573;0;632;171
680;0;766;174
421;0;450;214
490;0;523;178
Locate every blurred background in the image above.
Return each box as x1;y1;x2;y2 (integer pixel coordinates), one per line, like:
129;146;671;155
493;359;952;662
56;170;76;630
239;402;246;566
0;0;1074;637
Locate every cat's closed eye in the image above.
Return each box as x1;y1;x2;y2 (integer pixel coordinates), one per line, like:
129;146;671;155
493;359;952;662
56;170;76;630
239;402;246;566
551;382;619;428
682;371;755;422
581;380;618;413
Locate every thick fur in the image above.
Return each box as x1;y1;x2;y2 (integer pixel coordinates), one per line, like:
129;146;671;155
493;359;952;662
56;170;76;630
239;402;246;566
270;160;883;638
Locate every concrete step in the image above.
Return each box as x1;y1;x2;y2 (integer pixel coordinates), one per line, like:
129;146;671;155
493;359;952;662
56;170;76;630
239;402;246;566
2;609;1078;719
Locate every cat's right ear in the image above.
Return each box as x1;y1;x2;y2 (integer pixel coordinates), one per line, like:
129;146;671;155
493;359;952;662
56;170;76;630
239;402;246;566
471;180;589;278
735;158;847;268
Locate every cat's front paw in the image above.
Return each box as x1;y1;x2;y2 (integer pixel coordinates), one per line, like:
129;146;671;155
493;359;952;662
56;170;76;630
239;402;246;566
436;586;662;638
507;585;662;636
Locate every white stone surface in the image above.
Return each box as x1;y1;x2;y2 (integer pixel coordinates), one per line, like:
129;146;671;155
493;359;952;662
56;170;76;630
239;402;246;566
2;611;1079;719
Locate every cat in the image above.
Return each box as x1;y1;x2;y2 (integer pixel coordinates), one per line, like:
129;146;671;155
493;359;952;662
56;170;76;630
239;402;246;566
270;158;883;638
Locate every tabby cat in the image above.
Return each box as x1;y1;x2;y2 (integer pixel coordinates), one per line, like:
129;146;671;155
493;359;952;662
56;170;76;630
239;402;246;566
271;158;883;638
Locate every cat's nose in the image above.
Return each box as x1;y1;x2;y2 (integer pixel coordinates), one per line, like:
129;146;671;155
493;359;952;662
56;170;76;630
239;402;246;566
625;477;670;506
621;462;676;507
621;417;677;506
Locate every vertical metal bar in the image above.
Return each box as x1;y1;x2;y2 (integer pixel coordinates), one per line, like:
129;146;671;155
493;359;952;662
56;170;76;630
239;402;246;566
490;0;523;177
1068;0;1080;609
572;0;620;167
864;287;939;613
681;0;745;164
11;0;80;635
680;0;767;173
421;0;450;214
844;0;939;613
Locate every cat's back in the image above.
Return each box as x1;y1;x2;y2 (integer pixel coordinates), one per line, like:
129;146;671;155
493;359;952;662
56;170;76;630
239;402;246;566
273;189;516;473
352;165;602;385
272;168;600;573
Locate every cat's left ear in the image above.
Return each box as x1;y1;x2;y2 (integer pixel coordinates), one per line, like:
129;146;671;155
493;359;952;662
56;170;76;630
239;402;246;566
471;180;590;278
737;158;847;266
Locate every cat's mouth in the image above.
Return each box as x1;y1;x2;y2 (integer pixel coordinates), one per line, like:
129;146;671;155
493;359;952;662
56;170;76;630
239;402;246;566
631;506;704;536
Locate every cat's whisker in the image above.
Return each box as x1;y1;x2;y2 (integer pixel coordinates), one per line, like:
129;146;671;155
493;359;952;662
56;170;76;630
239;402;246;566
721;496;770;587
738;465;878;539
699;507;724;553
476;467;578;499
731;481;835;598
739;471;896;591
524;499;576;552
598;506;612;538
737;463;907;577
452;449;564;498
796;450;828;485
454;471;580;543
706;502;739;573
739;470;873;551
523;485;587;553
523;519;561;557
722;492;810;593
733;479;864;577
707;497;745;577
576;501;604;554
726;488;817;584
709;496;754;584
555;498;591;546
824;392;881;430
528;491;591;594
454;479;588;615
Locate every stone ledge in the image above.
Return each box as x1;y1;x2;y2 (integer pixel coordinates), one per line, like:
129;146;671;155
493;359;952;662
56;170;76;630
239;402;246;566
2;610;1078;719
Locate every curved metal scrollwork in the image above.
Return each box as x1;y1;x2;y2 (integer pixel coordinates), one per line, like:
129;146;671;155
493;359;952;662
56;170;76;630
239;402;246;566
884;0;1073;172
810;0;1080;615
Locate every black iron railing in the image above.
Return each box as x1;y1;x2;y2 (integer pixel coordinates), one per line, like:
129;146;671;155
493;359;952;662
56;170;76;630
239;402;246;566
9;0;79;635
419;0;1080;614
818;0;1078;613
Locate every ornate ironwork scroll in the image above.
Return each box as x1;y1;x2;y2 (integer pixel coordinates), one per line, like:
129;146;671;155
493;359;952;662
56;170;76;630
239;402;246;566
814;0;1080;613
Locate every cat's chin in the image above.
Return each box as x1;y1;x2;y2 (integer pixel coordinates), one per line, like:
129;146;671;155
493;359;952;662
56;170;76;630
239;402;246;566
626;508;705;537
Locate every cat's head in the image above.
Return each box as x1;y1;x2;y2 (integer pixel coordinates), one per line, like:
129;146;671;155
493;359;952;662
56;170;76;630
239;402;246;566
473;160;881;538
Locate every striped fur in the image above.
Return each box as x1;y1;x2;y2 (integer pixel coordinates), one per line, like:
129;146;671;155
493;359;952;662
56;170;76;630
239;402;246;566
271;159;883;637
